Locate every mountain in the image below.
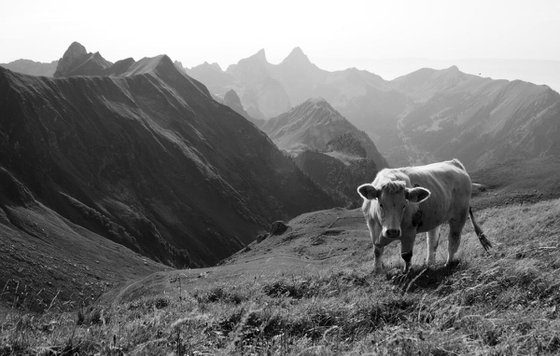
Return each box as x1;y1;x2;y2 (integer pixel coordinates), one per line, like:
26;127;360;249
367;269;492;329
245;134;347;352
188;48;560;171
186;62;235;95
222;89;263;126
0;59;58;77
387;67;560;168
54;41;112;77
262;98;387;167
223;89;249;117
223;49;292;119
261;98;387;204
185;48;386;121
0;43;335;273
293;150;379;205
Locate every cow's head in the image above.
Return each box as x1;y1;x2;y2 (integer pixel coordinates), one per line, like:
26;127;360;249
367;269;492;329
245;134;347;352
357;181;431;238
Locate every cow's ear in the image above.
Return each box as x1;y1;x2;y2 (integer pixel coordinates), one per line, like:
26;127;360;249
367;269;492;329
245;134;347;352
357;184;379;200
405;187;431;203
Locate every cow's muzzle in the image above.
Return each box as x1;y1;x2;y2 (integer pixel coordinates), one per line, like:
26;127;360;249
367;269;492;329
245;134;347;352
385;229;401;238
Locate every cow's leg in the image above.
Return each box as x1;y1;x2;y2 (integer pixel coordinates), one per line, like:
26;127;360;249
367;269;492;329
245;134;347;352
373;243;385;273
425;226;440;265
366;218;384;273
400;230;417;273
446;211;468;266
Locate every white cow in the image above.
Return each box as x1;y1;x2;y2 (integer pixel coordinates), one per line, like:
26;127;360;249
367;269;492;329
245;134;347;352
357;159;491;273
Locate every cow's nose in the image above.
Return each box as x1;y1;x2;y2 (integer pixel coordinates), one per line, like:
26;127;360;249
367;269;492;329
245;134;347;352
386;229;401;238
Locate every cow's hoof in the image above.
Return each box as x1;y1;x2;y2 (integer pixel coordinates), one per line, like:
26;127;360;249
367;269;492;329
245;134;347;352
445;260;460;269
403;265;412;274
425;258;436;266
374;267;385;275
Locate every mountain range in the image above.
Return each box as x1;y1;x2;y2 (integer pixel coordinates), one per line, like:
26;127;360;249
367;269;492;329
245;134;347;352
186;48;560;170
0;59;58;77
0;42;336;276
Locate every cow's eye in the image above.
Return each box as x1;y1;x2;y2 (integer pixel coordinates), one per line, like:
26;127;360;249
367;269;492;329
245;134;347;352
379;203;384;209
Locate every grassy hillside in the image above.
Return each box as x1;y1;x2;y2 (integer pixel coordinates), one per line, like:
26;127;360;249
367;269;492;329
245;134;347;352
2;197;560;355
471;157;560;209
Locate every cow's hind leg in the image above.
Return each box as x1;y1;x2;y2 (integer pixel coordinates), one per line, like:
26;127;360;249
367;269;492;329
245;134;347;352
446;211;468;266
425;226;440;266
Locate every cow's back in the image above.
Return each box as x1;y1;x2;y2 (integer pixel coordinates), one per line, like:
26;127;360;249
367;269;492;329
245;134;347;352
402;160;471;232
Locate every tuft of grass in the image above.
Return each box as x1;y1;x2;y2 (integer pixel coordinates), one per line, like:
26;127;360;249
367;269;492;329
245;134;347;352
193;285;246;304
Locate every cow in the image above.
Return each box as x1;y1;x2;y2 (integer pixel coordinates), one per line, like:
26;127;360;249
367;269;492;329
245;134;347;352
357;159;491;273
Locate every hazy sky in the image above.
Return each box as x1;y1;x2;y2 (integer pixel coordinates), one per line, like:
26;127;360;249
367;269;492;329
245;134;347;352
1;0;559;85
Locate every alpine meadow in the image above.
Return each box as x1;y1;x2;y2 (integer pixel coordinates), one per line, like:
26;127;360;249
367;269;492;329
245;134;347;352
1;1;560;355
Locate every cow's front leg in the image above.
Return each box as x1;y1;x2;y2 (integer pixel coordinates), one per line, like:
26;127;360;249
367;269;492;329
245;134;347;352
366;218;385;273
400;231;417;273
373;243;385;273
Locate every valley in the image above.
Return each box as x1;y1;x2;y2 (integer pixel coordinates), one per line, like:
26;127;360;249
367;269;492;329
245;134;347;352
0;43;336;313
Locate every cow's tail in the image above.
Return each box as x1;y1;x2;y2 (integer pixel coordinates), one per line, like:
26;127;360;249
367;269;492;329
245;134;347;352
469;207;492;252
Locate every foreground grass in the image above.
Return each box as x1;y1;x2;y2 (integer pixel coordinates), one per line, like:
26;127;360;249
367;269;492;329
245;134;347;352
2;199;560;355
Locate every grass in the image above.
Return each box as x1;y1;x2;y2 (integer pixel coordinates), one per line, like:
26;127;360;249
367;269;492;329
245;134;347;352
2;198;560;355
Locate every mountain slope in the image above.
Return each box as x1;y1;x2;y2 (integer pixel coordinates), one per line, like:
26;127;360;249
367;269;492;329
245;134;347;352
390;68;560;168
0;44;335;270
0;166;167;311
261;98;387;204
262;98;387;168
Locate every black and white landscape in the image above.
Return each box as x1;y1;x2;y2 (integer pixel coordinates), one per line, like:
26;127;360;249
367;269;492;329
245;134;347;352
1;1;560;354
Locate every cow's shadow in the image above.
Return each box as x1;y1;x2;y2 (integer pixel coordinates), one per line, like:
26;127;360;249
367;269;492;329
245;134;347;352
386;262;463;294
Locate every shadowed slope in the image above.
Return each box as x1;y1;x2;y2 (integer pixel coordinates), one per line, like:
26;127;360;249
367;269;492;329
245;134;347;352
0;45;334;270
0;167;167;311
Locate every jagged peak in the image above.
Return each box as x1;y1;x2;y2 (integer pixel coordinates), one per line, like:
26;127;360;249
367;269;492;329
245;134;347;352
290;46;305;56
124;54;176;76
303;97;329;106
243;48;267;63
281;47;311;65
64;42;87;58
191;61;223;72
254;48;266;59
91;52;105;60
54;42;111;77
224;89;241;102
288;97;343;122
226;49;269;73
207;62;223;71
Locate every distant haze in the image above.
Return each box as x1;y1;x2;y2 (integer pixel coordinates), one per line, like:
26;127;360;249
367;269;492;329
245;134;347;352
1;0;559;90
